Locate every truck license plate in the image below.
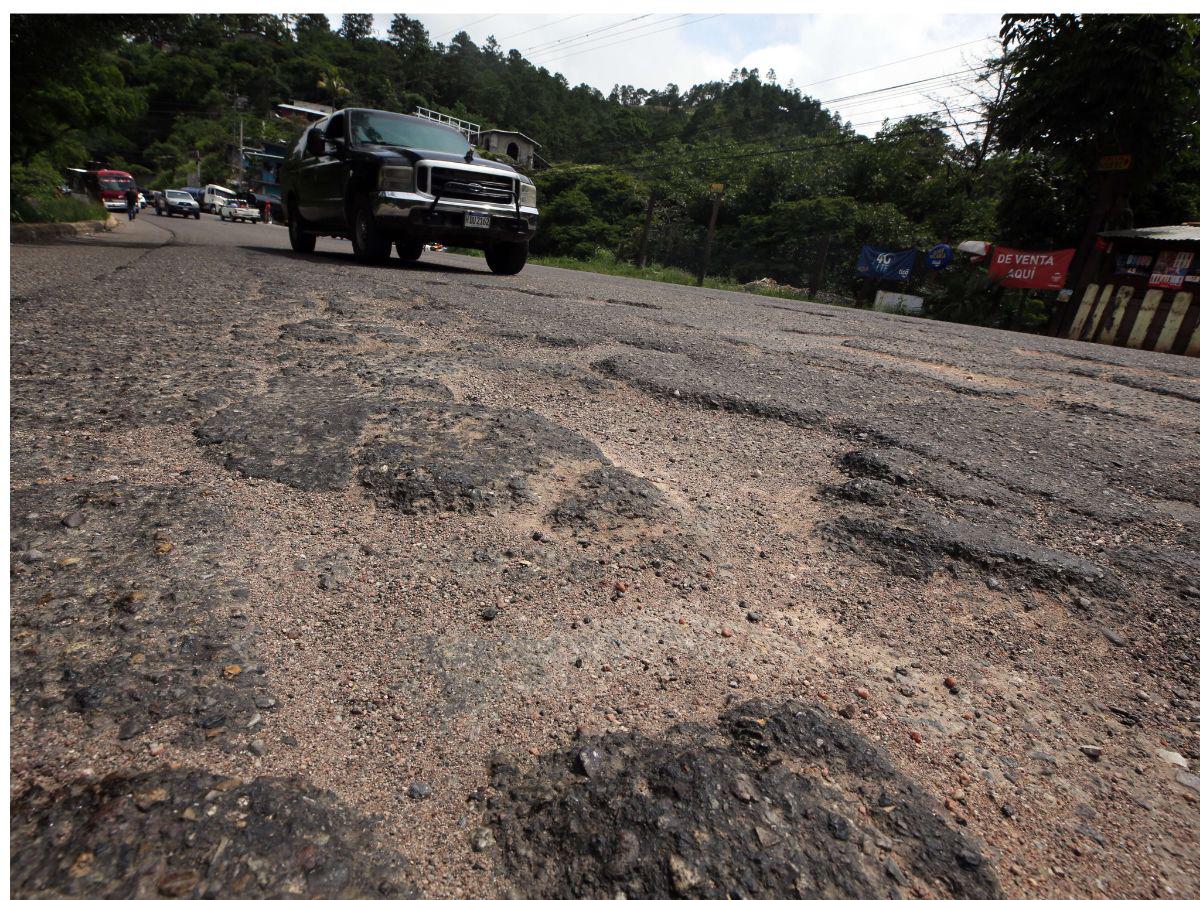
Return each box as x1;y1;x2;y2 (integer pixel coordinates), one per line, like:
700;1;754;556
464;211;490;229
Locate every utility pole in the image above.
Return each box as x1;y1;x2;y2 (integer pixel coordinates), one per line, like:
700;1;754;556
637;192;656;268
697;184;723;286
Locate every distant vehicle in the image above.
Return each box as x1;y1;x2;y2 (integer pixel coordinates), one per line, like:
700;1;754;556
137;192;147;209
235;190;282;223
87;169;136;212
182;187;204;206
218;199;261;223
280;107;537;273
155;189;201;218
202;183;236;213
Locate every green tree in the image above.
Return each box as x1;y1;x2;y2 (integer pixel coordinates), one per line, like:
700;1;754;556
339;14;374;42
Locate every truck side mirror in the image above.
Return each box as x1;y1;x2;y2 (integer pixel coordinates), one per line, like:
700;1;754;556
305;130;326;157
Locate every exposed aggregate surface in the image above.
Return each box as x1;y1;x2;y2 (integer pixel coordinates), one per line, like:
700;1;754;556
10;215;1200;898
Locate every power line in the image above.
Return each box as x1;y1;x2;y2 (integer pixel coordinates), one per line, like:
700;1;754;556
819;67;980;105
431;15;496;42
796;36;996;89
523;14;653;53
535;14;723;66
493;14;583;43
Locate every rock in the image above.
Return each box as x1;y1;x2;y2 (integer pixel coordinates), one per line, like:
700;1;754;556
249;739;266;756
1176;771;1200;794
406;781;432;800
668;854;703;893
985;578;1000;590
318;572;337;590
854;687;870;700
746;611;761;623
254;696;276;709
61;510;87;529
1155;749;1188;769
157;870;199;897
838;704;855;719
19;549;44;563
944;676;957;689
470;828;495;851
481;606;499;621
575;747;604;778
1100;627;1128;647
1079;745;1103;760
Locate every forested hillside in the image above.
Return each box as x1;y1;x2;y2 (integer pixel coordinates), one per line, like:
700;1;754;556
12;13;1199;326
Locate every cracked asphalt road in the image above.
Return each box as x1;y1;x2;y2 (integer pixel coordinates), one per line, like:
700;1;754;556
10;214;1200;898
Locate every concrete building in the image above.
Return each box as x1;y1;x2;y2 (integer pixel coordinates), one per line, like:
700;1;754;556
1064;224;1200;355
478;129;541;168
276;100;335;122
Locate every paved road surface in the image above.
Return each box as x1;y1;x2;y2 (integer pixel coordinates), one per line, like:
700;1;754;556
11;214;1200;898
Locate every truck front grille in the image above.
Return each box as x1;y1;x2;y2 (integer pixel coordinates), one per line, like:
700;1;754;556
429;167;514;204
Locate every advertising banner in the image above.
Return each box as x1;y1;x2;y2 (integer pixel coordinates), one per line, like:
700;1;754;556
856;245;917;281
988;247;1075;289
925;243;953;271
1148;250;1194;290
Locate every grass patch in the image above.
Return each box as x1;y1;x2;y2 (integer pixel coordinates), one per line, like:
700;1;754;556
12;194;108;224
528;253;746;292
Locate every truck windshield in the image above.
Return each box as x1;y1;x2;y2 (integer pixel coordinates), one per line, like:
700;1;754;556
166;191;191;200
99;176;132;191
350;111;468;154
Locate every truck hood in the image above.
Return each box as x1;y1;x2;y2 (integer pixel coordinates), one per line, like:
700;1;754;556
356;146;515;174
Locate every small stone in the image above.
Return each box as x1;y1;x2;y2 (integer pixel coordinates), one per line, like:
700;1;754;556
854;687;870;700
134;786;169;810
908;730;922;743
19;549;44;563
470;827;495;851
746;611;761;623
223;664;243;679
668;855;702;892
838;704;855;719
157;870;199;897
318;573;337;590
576;747;603;778
985;577;1000;590
481;606;499;621
944;676;957;689
249;739;266;756
1080;745;1103;760
61;510;87;528
407;780;432;800
1155;749;1188;768
1176;771;1200;794
720;627;733;638
254;695;276;709
1100;627;1128;648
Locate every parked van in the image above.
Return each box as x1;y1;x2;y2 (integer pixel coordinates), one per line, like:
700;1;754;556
202;184;236;213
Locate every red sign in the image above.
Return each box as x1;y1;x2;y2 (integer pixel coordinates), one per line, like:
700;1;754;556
988;247;1075;289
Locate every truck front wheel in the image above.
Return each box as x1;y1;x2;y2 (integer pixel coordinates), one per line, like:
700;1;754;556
351;202;391;263
485;242;528;276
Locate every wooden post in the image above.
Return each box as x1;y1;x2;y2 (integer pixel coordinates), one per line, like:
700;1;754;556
697;190;723;286
808;234;831;298
637;193;656;268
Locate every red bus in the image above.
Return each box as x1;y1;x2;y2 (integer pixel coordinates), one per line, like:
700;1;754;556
86;168;136;211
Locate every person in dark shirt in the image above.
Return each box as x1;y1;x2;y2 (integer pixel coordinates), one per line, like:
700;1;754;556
124;187;139;220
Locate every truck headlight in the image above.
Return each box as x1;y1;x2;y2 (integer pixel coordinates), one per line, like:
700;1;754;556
378;165;414;193
519;181;536;207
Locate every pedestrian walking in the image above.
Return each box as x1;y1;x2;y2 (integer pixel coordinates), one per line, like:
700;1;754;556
125;186;139;220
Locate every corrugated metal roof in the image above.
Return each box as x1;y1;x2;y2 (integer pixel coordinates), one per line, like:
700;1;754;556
1098;225;1200;242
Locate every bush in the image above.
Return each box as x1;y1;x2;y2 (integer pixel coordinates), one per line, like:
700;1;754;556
12;193;107;224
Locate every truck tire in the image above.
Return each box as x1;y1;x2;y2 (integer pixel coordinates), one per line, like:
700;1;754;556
194;211;200;219
351;201;391;263
395;238;423;262
288;199;316;254
485;242;528;276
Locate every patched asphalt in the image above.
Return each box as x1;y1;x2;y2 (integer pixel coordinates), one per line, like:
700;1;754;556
10;214;1200;898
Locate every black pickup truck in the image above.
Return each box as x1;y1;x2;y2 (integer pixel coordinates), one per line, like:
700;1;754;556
280;108;538;274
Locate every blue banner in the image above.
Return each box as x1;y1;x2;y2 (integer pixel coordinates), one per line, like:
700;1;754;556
925;243;954;271
856;245;917;281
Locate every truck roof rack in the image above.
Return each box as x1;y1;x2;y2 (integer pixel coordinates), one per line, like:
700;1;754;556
412;107;480;144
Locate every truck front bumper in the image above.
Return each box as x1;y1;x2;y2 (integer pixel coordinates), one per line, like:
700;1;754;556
372;191;537;241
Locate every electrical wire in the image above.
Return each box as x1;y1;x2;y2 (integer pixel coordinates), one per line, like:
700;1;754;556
534;14;723;66
523;14;654;53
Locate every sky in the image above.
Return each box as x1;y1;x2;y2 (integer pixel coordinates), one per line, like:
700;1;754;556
361;12;1003;137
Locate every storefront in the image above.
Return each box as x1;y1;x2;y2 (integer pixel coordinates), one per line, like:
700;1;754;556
1065;225;1200;356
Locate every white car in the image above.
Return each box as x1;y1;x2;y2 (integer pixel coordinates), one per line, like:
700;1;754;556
218;200;261;223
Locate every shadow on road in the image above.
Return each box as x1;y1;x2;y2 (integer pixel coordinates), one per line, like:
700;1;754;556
240;244;486;276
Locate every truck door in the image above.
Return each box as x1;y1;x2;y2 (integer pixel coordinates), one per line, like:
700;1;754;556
312;112;349;227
